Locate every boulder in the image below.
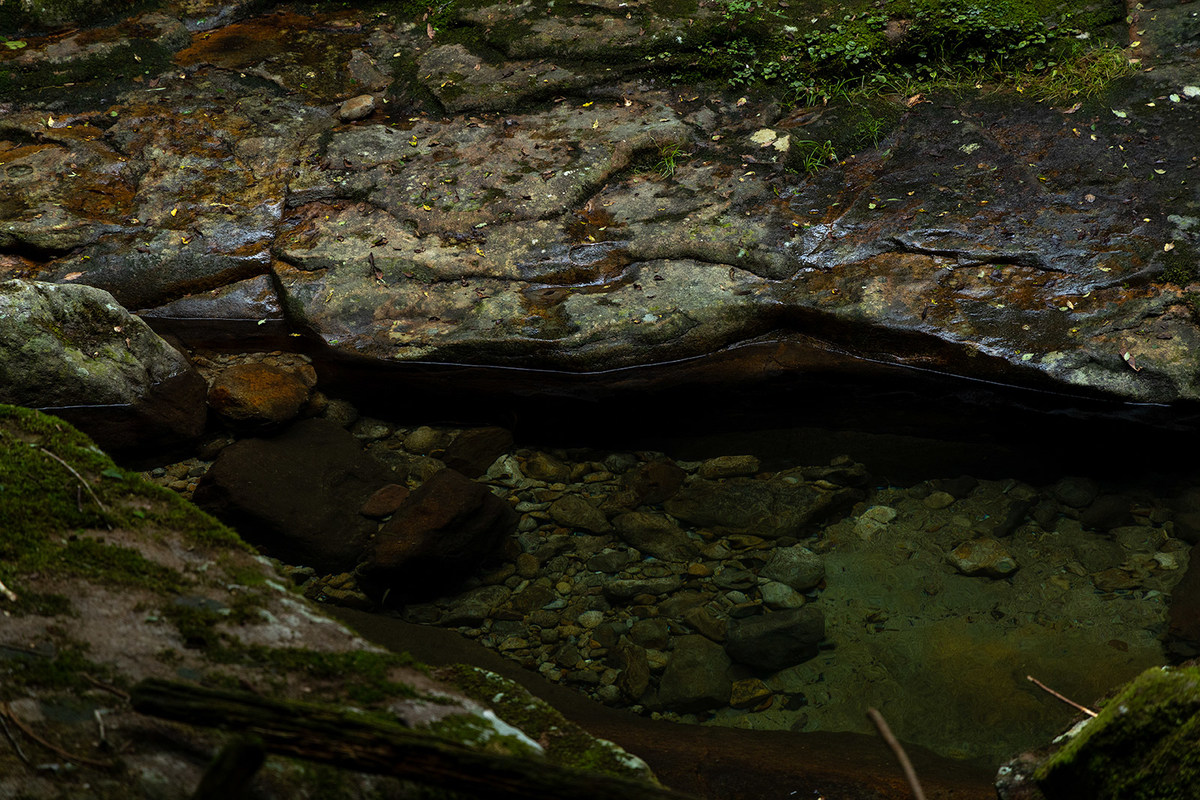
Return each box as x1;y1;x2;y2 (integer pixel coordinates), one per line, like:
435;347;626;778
611;512;699;561
725;607;825;673
206;362;314;429
1020;666;1200;800
549;493;611;533
1081;495;1133;532
192;418;395;572
946;538;1019;579
656;635;732;713
760;546;825;592
523;451;572;483
611;638;651;703
665;476;859;539
361;469;517;600
0;279;206;453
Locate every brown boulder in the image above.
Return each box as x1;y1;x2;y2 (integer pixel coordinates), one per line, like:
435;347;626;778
192;418;394;572
207;362;313;429
362;469;517;599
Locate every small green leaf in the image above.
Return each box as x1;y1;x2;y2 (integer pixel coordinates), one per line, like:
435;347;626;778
3;40;27;50
101;468;124;480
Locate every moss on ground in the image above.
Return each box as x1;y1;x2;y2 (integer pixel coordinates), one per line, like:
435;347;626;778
1035;666;1200;800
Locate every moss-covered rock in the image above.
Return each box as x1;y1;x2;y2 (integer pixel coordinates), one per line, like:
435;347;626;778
0;280;207;453
0;404;661;798
1031;665;1200;800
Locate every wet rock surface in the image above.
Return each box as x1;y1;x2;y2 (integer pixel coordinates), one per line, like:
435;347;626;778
136;355;1196;767
1;0;1199;408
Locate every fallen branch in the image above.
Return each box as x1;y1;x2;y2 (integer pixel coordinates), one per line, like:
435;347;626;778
0;577;17;603
131;679;694;800
0;702;118;770
1027;675;1098;717
866;707;926;800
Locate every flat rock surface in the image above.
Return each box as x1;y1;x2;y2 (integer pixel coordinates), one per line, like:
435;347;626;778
1;1;1199;406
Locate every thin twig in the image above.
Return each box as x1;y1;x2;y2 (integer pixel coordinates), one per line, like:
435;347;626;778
38;447;107;513
866;707;926;800
0;703;117;769
0;577;17;603
1027;675;1098;717
0;708;31;766
83;674;131;702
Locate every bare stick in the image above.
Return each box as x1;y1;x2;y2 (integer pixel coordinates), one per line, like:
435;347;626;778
1027;675;1097;718
83;674;131;702
0;703;117;769
38;447;107;514
866;708;926;800
0;577;17;603
0;708;31;766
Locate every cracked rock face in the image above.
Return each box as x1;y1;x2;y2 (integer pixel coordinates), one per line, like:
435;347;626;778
1;1;1199;408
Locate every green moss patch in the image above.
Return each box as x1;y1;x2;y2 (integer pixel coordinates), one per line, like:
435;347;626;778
1036;666;1200;800
0;404;246;609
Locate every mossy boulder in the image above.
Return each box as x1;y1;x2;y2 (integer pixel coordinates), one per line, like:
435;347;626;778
0;280;207;454
997;664;1200;800
0;404;662;798
1033;666;1200;800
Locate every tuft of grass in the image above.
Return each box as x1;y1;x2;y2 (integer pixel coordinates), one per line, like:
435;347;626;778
653;139;691;179
1011;44;1137;102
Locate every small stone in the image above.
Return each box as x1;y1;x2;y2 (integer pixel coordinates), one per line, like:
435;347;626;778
523;451;571;483
577;610;605;629
854;505;897;538
1092;567;1143;592
760;546;824;592
404;426;446;455
516;552;540;579
924;491;956;510
947;538;1019;578
729;678;773;710
549;494;611;533
760;581;805;609
603;576;682;599
687;563;712;577
681;606;727;642
1052;476;1100;509
698;455;761;479
629;618;671;650
338;94;376;121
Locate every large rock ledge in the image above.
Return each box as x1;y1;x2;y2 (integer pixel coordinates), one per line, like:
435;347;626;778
1;1;1198;406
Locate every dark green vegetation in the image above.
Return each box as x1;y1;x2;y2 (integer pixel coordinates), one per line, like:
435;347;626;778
1035;666;1200;800
0;404;244;595
684;0;1127;100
